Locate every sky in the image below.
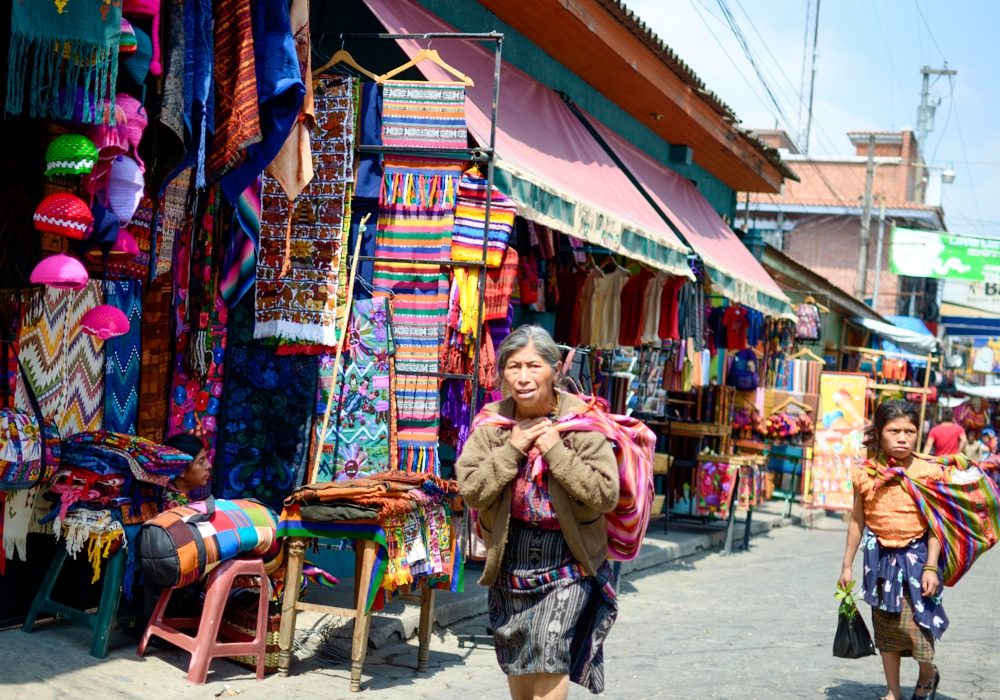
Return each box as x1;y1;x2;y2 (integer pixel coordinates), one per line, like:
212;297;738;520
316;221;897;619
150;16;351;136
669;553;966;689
626;0;999;236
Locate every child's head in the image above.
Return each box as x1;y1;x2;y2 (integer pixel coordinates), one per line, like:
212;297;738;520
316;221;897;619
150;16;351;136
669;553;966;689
863;400;920;459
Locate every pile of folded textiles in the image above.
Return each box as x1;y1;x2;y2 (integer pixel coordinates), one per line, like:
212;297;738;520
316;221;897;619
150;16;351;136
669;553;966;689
36;432;193;591
283;470;462;595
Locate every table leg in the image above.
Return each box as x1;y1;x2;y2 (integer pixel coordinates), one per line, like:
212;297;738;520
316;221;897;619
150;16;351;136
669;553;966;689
742;506;754;551
417;587;436;673
277;538;308;677
723;473;739;556
350;539;377;692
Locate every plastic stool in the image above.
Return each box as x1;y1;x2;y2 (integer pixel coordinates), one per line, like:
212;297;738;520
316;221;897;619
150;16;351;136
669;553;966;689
137;558;270;684
22;544;137;658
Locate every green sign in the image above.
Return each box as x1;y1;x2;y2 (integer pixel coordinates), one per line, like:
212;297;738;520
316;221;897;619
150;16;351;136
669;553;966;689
890;226;1000;282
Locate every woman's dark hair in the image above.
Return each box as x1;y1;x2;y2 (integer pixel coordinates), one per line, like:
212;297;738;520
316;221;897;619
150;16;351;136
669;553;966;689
862;400;920;452
164;433;207;458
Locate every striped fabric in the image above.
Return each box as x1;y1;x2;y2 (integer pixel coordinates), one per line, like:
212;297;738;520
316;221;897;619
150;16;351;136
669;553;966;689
102;281;142;434
450;168;517;268
219;177;261;308
472;395;655;561
868;454;1000;586
15;289;70;423
380;81;467;149
374;163;458;474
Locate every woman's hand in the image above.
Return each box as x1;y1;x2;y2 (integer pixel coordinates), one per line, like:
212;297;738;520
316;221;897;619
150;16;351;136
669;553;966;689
534;425;561;455
921;569;941;598
510;419;550;453
838;565;854;591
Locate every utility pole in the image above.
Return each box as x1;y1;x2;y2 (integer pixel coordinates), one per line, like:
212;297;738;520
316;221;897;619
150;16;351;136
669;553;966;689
797;0;821;154
915;64;956;201
855;134;876;300
871;199;887;310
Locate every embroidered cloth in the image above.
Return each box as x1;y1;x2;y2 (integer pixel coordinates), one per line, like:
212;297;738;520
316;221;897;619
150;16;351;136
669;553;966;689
694;461;739;521
102;281;142;434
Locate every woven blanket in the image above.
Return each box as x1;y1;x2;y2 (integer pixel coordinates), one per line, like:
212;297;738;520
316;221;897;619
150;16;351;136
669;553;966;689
374;162;459;474
154;169;192;277
63;432;193;474
137;273;173;444
450;168;517;268
0;410;60;490
255;75;355;345
168;189;227;501
103;281;141;434
313;297;395;483
58;508;124;583
694;461;740;521
63;281;105;437
380;81;467;150
471;396;655;561
217;292;316;509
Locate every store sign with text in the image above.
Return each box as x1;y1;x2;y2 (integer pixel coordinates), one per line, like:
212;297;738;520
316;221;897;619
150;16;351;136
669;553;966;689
891;226;1000;282
941;279;1000;315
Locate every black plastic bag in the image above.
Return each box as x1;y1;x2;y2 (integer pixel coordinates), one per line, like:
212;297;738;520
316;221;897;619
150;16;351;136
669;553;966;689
833;582;876;659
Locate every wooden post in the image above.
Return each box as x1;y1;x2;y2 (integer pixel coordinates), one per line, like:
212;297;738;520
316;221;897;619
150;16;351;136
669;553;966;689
417;587;436;672
918;351;933;445
277;538;308;676
350;539;378;692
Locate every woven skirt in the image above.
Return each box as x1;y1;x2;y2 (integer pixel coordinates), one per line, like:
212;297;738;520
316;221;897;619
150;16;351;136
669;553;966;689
488;523;617;695
871;590;935;662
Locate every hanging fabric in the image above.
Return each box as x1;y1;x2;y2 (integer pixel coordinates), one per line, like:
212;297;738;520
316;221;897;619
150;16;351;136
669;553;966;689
102;281;142;434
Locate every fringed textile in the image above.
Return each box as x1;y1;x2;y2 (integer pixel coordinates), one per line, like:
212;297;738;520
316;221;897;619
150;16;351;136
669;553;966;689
103;281;142;434
58;509;125;583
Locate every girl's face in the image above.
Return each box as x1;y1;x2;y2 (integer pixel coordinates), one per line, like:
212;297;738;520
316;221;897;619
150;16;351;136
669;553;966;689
880;417;919;460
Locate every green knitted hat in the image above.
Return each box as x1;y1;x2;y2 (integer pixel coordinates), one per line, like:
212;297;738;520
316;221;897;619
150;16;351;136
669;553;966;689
44;134;99;178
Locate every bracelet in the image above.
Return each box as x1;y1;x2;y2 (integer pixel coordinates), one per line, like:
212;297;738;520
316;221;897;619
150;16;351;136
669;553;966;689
922;565;938;572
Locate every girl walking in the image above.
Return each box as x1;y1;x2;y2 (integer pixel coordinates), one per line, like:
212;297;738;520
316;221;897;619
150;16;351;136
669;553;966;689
840;400;947;700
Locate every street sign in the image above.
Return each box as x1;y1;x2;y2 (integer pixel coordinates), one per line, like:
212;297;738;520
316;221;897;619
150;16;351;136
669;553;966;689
890;226;1000;282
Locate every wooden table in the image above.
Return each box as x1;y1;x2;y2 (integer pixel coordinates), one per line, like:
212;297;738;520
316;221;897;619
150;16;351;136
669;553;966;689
276;536;437;692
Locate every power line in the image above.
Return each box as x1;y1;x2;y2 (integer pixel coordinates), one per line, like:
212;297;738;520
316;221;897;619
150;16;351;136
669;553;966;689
866;0;909;127
912;0;947;62
948;75;983;228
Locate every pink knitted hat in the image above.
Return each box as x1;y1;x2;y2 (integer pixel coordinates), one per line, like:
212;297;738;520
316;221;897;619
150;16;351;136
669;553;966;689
124;0;162;75
29;254;90;290
34;194;94;239
107;156;144;226
86;230;140;263
81;305;131;340
116;94;147;171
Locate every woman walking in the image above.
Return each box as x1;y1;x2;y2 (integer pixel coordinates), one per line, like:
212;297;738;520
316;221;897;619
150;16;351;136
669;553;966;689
840;400;947;700
456;325;620;700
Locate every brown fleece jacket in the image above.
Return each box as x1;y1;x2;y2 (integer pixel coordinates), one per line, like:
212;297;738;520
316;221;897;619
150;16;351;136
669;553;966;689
455;391;619;586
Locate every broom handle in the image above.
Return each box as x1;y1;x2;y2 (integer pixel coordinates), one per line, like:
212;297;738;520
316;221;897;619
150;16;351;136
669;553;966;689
310;213;370;484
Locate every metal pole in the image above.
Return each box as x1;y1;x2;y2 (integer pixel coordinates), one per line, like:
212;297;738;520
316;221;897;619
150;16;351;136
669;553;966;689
803;0;821;155
854;134;876;300
870;199;887;310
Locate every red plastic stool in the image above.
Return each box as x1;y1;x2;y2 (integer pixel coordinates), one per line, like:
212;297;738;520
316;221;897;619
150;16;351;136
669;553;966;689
137;558;270;684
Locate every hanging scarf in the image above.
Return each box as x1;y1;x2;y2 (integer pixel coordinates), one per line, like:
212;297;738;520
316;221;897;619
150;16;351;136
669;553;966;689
6;0;122;123
471;396;655;561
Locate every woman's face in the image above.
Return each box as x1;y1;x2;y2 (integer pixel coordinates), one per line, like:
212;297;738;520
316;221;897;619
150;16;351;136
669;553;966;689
503;343;555;412
179;448;211;490
880;417;918;460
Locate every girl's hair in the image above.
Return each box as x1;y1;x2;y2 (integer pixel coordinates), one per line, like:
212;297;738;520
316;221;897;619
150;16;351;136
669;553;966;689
165;433;207;458
496;325;562;385
862;399;920;452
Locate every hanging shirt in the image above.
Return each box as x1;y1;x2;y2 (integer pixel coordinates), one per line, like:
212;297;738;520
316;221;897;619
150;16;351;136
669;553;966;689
553;266;588;344
640;271;668;347
577;268;603;347
592;266;630;350
658;276;686;341
618;267;654;347
746;309;764;348
795;303;821;340
724;305;749;351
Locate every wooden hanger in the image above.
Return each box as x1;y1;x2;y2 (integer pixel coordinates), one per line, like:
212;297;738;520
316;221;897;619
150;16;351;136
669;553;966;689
802;295;830;313
312;49;381;81
773;396;813;413
380;49;474;86
791;347;825;362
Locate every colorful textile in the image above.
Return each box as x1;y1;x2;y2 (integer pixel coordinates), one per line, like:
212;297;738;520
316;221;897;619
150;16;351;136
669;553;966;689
867;455;1000;586
6;0;121;123
206;0;260;183
219;178;262;308
153;169;192;277
167;189;227;497
450;168;517;268
255;75;355;344
374;162;459;473
861;530;948;641
15;283;105;438
853;458;944;548
108;192;154;280
313;297;395;482
102;281;142;434
871;594;935;662
137;273;173;443
217;292;317;509
380;81;467;149
471;395;656;561
58;508;124;583
694;461;739;520
0;410;60;490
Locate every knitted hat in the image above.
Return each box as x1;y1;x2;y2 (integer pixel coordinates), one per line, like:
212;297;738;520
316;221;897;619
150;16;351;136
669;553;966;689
81;305;130;340
86;230;139;263
118;26;152;102
107;156;144;226
29;254;89;290
44;134;99;178
72;201;120;259
34;194;93;239
124;0;161;75
119;19;138;55
116;94;147;170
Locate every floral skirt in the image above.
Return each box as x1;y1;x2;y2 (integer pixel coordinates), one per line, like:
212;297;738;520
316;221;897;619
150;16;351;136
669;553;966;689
488;523;617;694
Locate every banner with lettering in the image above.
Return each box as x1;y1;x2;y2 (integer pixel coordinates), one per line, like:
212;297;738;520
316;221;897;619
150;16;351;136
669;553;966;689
891;226;1000;282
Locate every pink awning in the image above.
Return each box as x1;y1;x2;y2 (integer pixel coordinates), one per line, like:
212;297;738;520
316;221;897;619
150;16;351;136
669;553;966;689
362;0;693;278
587;115;793;316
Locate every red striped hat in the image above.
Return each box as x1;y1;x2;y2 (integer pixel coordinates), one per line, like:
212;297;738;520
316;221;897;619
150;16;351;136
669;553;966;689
33;194;93;240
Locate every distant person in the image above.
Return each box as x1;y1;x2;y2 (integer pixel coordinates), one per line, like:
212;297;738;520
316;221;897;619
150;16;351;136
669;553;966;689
963;429;984;463
922;408;966;456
